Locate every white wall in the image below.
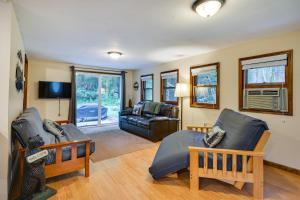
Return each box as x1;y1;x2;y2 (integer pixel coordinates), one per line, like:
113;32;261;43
27;58;134;121
0;3;12;200
132;30;300;170
0;2;25;199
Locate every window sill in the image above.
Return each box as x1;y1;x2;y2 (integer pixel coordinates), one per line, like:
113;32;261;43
190;103;219;109
239;108;292;116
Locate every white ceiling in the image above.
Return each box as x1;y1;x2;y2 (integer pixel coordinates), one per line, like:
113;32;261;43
13;0;300;69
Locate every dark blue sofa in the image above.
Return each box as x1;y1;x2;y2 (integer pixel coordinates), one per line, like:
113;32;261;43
119;102;179;142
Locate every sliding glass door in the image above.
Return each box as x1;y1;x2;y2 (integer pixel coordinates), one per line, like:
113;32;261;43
76;72;121;127
99;75;121;125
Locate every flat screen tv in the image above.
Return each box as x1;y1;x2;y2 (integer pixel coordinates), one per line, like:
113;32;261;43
39;81;71;99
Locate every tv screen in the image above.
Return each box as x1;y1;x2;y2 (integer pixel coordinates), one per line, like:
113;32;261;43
39;81;71;99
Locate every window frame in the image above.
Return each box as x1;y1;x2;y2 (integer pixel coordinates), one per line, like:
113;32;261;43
190;62;220;109
140;74;154;102
160;69;179;105
239;50;293;115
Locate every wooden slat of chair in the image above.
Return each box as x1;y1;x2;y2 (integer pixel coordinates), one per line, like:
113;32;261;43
203;152;208;174
213;152;218;175
56;146;62;165
232;154;237;177
186;125;212;133
85;142;90;177
242;155;247;178
222;154;227;175
71;144;77;161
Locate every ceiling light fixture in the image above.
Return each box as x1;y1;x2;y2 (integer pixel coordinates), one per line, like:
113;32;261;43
192;0;225;18
107;51;122;60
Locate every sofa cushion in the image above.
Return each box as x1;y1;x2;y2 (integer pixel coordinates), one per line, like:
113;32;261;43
12;107;55;147
214;109;268;151
120;115;130;121
23;107;43;123
158;104;173;117
126;116;150;129
143;102;161;114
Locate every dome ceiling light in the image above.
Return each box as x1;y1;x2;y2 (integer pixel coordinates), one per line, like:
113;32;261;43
107;51;122;60
192;0;225;18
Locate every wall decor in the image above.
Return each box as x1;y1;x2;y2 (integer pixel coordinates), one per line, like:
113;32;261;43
15;49;24;92
17;49;23;64
133;81;139;90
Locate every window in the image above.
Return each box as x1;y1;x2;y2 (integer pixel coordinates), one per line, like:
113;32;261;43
190;63;220;109
141;74;153;101
160;69;179;105
239;50;293;115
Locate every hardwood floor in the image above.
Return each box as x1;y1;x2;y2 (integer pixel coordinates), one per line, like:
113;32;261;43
47;144;300;200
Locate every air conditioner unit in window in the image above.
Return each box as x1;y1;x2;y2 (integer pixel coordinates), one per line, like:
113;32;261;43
243;88;288;112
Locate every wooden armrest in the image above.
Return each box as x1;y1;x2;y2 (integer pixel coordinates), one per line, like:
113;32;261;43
40;139;92;150
55;120;70;125
18;139;92;152
186;125;212;133
189;146;264;157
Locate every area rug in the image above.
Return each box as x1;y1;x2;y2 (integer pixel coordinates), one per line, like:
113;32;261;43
80;126;156;162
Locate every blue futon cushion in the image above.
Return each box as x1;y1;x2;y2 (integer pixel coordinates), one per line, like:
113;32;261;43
149;109;268;180
214;109;268;151
149;130;206;179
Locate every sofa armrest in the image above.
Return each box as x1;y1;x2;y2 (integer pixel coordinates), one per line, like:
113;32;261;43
119;108;133;116
168;118;180;121
149;116;169;122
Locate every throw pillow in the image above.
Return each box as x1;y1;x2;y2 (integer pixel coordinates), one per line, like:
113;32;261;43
203;126;226;148
43;119;64;137
132;104;143;115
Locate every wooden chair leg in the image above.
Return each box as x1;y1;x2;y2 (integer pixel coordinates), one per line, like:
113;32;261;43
253;156;264;199
190;151;199;190
234;181;245;190
85;143;90;177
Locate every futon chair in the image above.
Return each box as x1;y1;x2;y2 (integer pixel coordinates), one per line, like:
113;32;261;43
11;107;95;198
149;109;270;199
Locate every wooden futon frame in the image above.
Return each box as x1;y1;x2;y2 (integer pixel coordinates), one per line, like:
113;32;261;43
17;120;91;179
12;120;91;198
187;125;270;200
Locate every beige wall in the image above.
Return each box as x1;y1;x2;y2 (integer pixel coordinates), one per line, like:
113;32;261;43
0;2;25;199
28;59;134;121
132;30;300;170
28;59;72;120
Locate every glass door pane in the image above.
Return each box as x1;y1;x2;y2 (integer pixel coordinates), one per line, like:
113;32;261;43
100;75;121;125
76;72;99;127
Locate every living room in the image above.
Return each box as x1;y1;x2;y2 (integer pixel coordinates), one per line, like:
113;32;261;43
1;0;300;200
